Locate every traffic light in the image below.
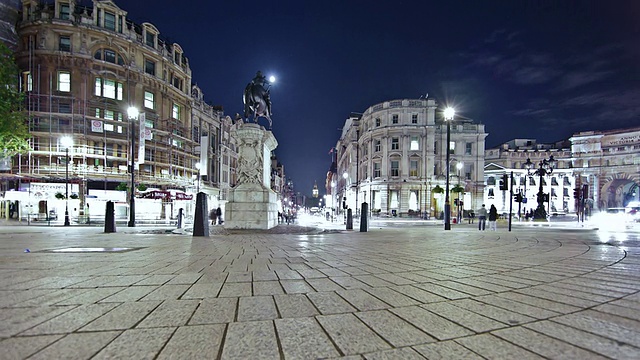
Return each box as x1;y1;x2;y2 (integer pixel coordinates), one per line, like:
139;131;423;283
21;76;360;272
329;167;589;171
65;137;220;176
454;199;459;206
573;187;581;199
514;193;523;203
499;174;509;190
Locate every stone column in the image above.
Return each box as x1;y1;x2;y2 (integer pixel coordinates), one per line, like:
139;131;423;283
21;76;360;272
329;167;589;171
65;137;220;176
224;123;279;229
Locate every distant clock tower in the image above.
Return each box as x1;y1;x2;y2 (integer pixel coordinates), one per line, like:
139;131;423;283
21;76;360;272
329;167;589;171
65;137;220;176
312;181;319;198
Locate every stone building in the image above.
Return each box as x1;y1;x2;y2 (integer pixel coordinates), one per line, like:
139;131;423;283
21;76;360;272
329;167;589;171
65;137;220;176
484;139;576;216
6;0;237;221
484;126;640;216
570;127;640;210
336;98;487;218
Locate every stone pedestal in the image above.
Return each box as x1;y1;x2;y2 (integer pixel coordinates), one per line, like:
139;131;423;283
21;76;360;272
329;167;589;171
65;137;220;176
224;123;279;229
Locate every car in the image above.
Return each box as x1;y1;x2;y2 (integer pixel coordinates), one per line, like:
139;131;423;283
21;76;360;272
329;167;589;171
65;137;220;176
626;201;640;222
591;208;633;229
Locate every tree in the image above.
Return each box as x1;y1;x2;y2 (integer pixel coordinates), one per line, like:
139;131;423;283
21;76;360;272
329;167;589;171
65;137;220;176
451;184;465;194
432;185;444;194
0;42;30;158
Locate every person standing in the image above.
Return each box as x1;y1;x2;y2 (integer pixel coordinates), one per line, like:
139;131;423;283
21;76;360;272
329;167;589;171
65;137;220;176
477;204;487;231
488;204;498;231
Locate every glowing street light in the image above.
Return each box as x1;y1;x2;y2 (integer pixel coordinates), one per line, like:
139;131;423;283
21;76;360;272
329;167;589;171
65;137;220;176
127;106;139;227
60;136;73;226
269;75;276;83
443;107;455;230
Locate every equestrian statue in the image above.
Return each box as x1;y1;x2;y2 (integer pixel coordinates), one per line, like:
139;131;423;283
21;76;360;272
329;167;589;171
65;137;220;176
243;71;273;128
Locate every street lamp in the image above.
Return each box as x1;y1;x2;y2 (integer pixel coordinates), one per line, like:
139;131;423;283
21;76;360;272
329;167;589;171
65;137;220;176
524;156;556;220
443;107;455;230
127;106;139;227
195;162;201;193
456;162;463;223
60;136;73;226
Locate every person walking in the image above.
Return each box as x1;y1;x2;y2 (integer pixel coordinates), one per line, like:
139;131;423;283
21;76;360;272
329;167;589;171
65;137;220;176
215;206;223;225
477;204;487;231
488;204;498;231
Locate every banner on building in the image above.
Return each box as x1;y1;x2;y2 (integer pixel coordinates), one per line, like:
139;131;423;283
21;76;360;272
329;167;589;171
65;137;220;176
199;135;208;175
137;113;146;165
91;120;103;133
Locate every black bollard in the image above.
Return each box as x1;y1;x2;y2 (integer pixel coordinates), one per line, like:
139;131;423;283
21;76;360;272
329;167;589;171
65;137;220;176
104;201;116;233
346;208;353;230
360;202;368;232
193;193;209;237
177;208;183;229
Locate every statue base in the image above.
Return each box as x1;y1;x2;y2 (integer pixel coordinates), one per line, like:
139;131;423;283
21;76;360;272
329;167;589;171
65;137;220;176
224;123;279;230
224;183;278;229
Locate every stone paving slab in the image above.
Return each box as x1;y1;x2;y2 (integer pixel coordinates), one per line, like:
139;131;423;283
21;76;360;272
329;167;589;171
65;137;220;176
1;225;640;359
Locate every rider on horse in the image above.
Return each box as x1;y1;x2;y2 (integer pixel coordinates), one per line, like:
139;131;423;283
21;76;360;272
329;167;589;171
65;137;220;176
243;71;272;122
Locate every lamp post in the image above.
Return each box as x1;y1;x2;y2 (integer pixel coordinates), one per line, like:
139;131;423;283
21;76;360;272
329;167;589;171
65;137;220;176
127;106;138;227
443;107;455;230
456;162;463;224
524;156;556;220
195;162;201;194
60;136;73;226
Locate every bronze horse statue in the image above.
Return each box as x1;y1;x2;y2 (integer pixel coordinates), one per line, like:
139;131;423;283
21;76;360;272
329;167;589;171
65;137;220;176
243;71;273;127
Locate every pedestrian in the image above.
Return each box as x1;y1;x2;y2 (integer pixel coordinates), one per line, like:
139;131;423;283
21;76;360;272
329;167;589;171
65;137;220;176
215;206;223;225
488;204;498;231
477;204;487;231
469;211;475;224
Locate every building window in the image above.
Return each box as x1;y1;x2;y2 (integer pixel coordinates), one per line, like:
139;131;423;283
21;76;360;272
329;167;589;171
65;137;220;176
410;160;418;176
144;59;155;76
375;118;381;127
58;71;70;92
391;137;399;150
104;11;116;31
412;114;418;124
434;141;438;154
59;3;70;20
375;139;381;152
146;32;156;48
144;91;155;109
449;141;455;154
172;104;181;120
392;114;399;124
94;49;124;65
466;142;472;155
390;160;399;177
59;36;70;51
410;136;419;150
488;188;495;197
373;162;381;178
94;78;123;100
23;71;32;92
172;75;183;91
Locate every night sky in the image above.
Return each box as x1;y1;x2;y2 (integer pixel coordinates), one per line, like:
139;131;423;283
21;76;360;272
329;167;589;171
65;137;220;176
118;0;639;196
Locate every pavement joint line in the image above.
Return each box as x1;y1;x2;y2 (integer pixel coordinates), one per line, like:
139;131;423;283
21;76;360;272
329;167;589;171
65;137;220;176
0;223;639;358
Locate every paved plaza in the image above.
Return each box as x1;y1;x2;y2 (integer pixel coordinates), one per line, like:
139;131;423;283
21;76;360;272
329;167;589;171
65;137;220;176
1;221;640;359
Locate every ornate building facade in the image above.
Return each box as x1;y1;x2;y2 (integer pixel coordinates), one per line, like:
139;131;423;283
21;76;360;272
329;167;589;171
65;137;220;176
484;140;576;216
336;99;487;218
484;127;640;216
570;127;640;210
6;0;238;220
